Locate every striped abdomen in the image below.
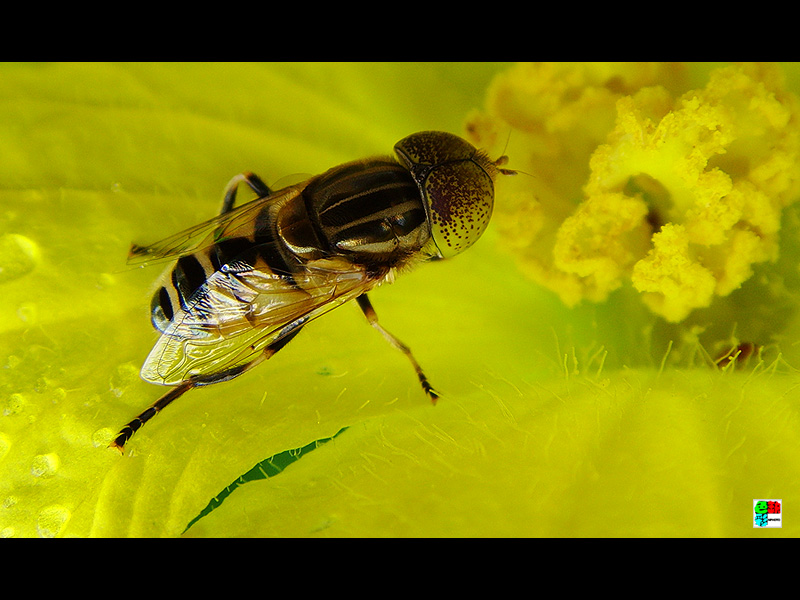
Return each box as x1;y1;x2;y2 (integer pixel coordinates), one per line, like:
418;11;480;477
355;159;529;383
150;157;431;333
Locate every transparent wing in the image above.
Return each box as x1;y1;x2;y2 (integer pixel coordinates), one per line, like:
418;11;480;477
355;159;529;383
127;186;301;267
141;255;378;386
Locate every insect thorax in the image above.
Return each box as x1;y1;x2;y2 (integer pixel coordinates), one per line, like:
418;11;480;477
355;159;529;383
302;157;431;262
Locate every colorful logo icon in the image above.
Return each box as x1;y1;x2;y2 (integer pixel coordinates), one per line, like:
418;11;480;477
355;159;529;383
753;499;782;528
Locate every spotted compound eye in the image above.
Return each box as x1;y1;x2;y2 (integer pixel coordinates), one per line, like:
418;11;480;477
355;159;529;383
394;131;499;259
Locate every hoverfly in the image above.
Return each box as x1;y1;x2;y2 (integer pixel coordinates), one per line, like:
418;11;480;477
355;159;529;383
110;131;515;452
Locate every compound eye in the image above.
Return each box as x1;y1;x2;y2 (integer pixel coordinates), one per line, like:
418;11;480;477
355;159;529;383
423;160;494;258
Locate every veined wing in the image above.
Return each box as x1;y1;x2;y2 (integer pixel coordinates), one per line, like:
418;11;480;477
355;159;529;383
127;185;301;267
141;255;379;386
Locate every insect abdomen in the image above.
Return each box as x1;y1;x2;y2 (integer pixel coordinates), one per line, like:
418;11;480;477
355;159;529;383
151;254;210;333
150;200;307;334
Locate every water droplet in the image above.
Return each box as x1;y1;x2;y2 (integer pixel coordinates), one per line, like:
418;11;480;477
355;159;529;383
31;453;60;478
4;355;21;369
92;427;114;448
95;273;116;290
110;362;139;397
3;495;18;508
36;505;71;538
1;527;14;538
16;301;37;323
0;234;40;284
2;393;26;415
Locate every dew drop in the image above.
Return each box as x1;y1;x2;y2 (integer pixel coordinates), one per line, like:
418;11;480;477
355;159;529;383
2;393;26;416
0;234;40;284
31;453;60;478
16;301;37;324
36;505;71;538
96;272;116;290
110;362;139;397
92;427;114;448
1;527;14;538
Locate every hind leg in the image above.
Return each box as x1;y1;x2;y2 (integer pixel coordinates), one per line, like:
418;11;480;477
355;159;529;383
110;324;304;453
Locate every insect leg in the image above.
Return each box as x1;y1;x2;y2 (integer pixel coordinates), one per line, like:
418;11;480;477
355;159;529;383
109;380;195;453
110;324;306;453
220;171;272;215
355;293;439;403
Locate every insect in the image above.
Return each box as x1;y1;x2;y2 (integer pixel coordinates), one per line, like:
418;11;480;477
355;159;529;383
110;131;515;452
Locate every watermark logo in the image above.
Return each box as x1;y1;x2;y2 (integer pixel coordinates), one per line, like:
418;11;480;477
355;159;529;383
753;499;782;528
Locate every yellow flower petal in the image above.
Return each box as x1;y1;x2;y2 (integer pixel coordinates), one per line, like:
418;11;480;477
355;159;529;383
184;368;800;537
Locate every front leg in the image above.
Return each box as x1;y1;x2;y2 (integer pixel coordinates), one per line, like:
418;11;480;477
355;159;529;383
356;293;439;403
220;171;272;215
